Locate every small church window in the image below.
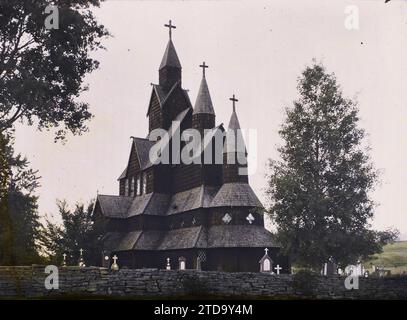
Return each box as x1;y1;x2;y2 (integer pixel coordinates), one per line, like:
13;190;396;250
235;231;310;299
246;213;255;224
132;177;136;197
136;174;141;195
222;213;232;224
124;178;129;196
129;177;135;197
142;172;147;194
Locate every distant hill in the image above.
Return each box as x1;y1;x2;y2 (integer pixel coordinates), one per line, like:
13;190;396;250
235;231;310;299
364;241;407;275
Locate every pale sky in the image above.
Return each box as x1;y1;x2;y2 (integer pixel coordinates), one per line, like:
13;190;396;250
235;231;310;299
14;0;407;239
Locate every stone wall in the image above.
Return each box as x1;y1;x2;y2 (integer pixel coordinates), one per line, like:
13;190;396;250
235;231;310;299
0;266;406;299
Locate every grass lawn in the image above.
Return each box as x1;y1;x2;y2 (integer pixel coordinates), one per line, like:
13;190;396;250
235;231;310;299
364;241;407;275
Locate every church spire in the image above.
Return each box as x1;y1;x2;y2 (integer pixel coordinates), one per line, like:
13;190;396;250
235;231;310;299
193;62;215;115
159;20;182;91
227;94;241;130
224;94;246;154
222;94;248;184
192;62;216;131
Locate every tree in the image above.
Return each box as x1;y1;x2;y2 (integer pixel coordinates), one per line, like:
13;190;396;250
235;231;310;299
0;0;109;141
41;199;105;266
266;61;398;269
0;130;44;265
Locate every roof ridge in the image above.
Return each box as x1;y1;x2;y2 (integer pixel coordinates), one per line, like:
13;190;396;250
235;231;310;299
97;194;130;198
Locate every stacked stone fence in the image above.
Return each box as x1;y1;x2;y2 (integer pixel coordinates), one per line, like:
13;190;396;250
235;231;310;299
0;266;406;299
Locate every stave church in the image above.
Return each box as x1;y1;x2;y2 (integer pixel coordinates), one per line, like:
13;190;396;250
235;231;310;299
93;21;289;273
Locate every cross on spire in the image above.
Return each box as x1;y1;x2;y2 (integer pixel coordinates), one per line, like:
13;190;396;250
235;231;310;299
199;62;208;78
164;20;176;40
229;94;238;112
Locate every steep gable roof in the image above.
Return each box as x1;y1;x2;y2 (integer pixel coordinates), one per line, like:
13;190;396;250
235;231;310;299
117;138;156;180
147;81;192;116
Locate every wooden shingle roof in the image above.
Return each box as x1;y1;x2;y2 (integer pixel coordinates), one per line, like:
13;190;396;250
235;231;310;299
211;183;263;208
107;224;277;253
96;195;133;218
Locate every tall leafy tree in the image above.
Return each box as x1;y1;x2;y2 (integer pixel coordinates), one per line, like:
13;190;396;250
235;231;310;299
0;0;108;265
266;62;398;269
0;0;109;140
0;131;43;265
41;199;104;266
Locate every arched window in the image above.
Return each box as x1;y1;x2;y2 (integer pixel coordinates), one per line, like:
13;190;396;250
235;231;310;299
132;177;136;197
129;177;135;197
142;172;147;194
136;175;141;195
124;178;129;196
263;258;271;271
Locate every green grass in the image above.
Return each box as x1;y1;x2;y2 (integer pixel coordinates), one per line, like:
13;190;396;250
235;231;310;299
364;241;407;275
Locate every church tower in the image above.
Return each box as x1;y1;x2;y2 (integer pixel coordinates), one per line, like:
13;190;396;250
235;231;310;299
159;20;182;92
223;95;248;184
192;62;215;134
148;20;192;133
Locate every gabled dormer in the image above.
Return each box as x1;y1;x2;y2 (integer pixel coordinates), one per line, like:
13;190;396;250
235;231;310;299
118;138;155;196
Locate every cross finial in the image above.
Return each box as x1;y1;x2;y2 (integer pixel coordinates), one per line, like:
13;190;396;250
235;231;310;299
229;94;238;112
264;248;269;254
199;62;209;78
164;20;176;40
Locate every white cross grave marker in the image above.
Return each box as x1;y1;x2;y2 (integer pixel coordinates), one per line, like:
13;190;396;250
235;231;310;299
111;255;119;271
62;253;67;266
274;264;282;275
78;248;85;267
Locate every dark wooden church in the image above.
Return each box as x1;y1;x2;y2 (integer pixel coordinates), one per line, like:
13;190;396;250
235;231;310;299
93;21;289;273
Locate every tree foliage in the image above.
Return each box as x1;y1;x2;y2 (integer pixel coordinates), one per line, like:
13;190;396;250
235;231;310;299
266;62;398;269
0;0;109;140
41;199;105;266
0;131;44;265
